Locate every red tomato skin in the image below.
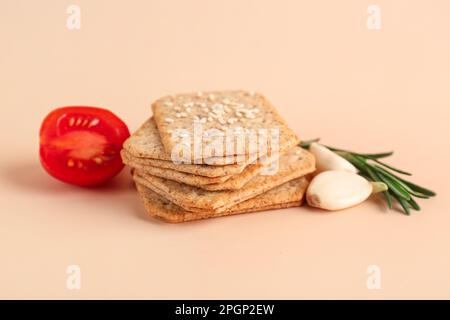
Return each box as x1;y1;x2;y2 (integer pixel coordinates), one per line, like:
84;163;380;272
39;106;130;186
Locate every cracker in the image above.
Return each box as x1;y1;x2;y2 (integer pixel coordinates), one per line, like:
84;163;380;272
133;147;315;213
200;150;284;191
122;149;245;178
124;160;232;185
121;118;248;177
124;118;246;166
135;177;309;223
151;90;300;162
124;145;289;189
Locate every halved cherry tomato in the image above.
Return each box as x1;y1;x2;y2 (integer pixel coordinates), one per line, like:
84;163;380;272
39;106;130;186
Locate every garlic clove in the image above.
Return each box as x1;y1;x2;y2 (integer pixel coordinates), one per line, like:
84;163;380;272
309;142;357;173
306;170;373;211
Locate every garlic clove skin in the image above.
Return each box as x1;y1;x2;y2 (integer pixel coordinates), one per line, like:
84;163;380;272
309;142;357;173
306;170;373;211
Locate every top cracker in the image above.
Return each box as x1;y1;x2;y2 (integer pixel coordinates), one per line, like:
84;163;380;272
152;90;299;163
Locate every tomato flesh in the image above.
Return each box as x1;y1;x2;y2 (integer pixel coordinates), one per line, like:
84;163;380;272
39;106;130;186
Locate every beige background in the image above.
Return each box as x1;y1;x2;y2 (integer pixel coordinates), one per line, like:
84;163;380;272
1;0;449;299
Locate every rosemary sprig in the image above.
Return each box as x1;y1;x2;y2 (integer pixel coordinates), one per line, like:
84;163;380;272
300;139;436;215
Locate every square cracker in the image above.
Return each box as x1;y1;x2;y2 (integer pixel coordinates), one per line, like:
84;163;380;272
123;158;232;185
123;118;246;166
122;149;244;178
121;119;248;177
151;90;300;162
133;147;315;213
124;143;292;189
135;177;309;223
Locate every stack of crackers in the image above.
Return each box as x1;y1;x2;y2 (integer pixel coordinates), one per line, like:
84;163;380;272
121;91;315;222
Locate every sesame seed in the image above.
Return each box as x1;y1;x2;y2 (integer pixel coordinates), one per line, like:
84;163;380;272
165;118;174;123
208;117;213;122
208;93;215;101
186;107;192;113
197;91;203;97
227;117;238;124
200;117;207;123
174;106;181;111
164;101;173;107
218;118;226;125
